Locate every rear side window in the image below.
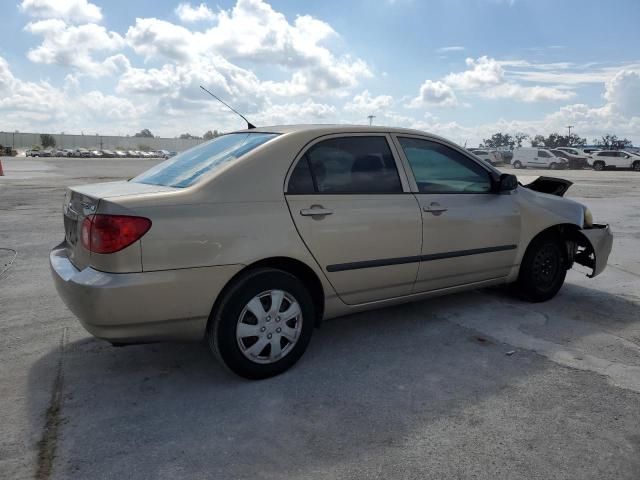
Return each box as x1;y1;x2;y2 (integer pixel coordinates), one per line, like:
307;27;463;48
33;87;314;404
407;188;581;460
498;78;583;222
133;133;278;188
398;137;491;194
300;136;402;194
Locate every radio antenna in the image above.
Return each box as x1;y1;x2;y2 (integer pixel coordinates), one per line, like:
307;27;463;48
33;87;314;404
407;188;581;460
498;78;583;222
199;85;256;129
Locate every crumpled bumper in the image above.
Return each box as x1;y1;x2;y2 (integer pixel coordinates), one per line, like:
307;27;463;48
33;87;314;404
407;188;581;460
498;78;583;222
576;224;613;278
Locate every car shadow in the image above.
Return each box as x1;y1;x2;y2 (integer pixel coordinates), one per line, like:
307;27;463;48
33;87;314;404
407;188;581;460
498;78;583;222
27;282;639;479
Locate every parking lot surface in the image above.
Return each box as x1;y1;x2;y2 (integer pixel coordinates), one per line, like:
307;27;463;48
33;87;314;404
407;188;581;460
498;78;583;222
1;157;639;479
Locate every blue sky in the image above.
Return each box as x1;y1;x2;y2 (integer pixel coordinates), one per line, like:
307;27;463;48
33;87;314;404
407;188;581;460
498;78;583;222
1;0;639;145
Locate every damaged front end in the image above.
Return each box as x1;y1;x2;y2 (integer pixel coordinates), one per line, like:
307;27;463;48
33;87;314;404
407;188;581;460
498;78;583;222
571;224;613;278
519;175;613;277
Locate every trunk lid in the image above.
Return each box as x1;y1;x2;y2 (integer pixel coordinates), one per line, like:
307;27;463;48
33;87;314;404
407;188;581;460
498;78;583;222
62;181;175;270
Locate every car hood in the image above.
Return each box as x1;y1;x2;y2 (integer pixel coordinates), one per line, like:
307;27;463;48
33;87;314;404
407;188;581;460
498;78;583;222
517;175;573;197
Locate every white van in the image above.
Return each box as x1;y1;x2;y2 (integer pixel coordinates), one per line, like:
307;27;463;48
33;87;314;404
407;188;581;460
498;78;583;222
511;148;568;170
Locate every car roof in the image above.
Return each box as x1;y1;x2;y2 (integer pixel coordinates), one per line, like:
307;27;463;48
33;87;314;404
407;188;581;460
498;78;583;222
233;123;447;139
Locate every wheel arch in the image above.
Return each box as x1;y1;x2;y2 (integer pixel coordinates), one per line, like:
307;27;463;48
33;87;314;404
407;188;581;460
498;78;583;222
522;222;587;271
209;256;325;330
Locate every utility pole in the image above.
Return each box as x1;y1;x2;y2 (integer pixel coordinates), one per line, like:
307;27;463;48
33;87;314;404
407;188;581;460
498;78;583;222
566;125;574;137
367;115;375;126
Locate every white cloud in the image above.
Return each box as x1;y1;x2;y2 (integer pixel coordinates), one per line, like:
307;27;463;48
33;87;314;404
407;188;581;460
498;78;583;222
18;0;102;24
443;56;504;90
125;18;195;62
25;19;125;75
483;83;575;102
0;55;139;132
344;90;394;114
603;70;640;118
125;0;372;96
409;80;458;107
175;3;217;22
436;46;465;54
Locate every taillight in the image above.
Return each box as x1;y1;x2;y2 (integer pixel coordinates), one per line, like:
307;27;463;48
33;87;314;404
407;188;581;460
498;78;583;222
81;215;151;254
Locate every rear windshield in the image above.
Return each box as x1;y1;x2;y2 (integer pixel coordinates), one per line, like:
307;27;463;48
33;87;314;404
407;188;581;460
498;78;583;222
132;133;279;188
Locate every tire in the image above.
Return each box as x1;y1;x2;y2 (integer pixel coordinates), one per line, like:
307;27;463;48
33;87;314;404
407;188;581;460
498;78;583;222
515;232;567;303
207;268;315;379
633;161;640;172
593;161;604;171
549;162;557;170
513;160;522;169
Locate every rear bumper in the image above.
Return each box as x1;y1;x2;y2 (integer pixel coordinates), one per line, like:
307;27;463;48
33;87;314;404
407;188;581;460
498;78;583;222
576;224;613;278
49;244;243;343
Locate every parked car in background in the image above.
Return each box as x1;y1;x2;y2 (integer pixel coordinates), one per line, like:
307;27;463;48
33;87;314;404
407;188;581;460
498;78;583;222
90;150;103;158
590;150;640;171
550;149;588;169
50;125;612;379
157;149;172;159
126;150;139;158
101;150;116;158
25;148;40;157
75;148;91;158
511;148;567;169
40;149;54;157
469;149;502;166
62;149;75;157
114;150;127;157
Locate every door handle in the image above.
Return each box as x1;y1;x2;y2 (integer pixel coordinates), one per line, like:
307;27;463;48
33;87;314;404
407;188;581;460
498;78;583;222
300;205;334;217
423;203;447;215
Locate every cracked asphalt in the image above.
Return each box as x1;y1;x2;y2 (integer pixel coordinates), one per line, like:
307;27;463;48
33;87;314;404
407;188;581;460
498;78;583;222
1;158;639;479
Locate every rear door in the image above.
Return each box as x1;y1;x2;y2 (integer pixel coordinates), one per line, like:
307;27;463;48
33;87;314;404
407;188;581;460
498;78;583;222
392;135;520;292
285;134;422;305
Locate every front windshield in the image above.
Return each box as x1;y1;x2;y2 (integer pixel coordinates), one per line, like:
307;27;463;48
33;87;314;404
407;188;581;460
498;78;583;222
132;132;279;188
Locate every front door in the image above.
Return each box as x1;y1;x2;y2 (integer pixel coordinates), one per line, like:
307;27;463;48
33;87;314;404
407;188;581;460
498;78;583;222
393;135;521;292
285;134;422;305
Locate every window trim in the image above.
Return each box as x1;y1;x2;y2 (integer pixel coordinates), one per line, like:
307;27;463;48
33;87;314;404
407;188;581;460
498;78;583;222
391;134;498;195
284;133;412;195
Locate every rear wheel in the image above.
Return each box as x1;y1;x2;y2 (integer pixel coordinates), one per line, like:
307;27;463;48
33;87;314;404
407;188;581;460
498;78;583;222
513;160;523;169
633;161;640;172
515;233;567;303
207;268;315;379
593;161;605;171
549;162;558;170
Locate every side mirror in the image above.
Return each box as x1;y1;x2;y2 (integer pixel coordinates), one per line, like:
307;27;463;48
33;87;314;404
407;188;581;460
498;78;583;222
497;173;518;193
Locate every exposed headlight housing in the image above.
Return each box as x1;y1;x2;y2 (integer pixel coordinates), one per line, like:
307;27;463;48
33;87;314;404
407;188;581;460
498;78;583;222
584;208;593;228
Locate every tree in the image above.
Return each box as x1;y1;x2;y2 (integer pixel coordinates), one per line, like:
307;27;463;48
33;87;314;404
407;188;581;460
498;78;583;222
530;133;586;148
40;133;56;148
179;133;202;139
531;135;546;147
134;129;154;138
514;132;529;148
594;134;632;150
481;132;514;149
203;129;221;140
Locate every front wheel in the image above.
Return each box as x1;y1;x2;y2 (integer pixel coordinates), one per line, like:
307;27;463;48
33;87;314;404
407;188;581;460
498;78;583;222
515;233;567;303
513;160;523;169
593;161;605;171
549;162;558;170
633;161;640;172
207;268;315;379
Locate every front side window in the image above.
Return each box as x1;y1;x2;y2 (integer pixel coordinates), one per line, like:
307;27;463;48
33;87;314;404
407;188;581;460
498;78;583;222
398;137;491;194
301;136;402;194
133;133;279;188
538;150;550;158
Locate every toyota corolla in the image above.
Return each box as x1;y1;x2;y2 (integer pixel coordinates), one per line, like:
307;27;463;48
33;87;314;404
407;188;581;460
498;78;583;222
50;125;612;379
